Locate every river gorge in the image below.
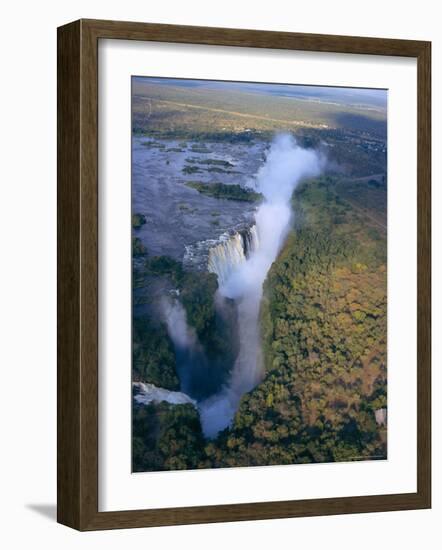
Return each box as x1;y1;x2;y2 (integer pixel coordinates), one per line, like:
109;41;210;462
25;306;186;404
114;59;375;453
131;77;388;472
133;134;321;438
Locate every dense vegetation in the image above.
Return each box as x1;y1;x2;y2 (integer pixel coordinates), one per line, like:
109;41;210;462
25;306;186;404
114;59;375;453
133;254;239;398
133;400;205;472
132;213;147;229
208;179;387;466
133;316;180;391
132;175;387;471
132;250;241;471
184;157;240;175
132;236;147;257
186;181;262;202
186;158;234;168
182;165;202;175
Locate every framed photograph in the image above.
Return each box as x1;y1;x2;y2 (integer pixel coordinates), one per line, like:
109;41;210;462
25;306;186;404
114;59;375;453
57;19;431;530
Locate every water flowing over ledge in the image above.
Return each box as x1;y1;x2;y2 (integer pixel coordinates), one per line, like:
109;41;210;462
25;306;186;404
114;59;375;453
135;134;322;440
198;134;322;438
133;381;197;407
183;221;257;273
207;225;259;287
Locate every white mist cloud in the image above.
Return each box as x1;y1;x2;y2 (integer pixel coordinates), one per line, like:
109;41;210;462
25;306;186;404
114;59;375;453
221;133;321;301
200;133;322;438
257;133;321;203
161;296;207;396
161;296;198;351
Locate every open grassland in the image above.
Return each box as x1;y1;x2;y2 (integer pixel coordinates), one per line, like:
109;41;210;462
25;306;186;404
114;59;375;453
132;80;387;139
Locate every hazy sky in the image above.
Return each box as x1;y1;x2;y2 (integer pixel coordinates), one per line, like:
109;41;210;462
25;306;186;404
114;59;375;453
133;76;387;109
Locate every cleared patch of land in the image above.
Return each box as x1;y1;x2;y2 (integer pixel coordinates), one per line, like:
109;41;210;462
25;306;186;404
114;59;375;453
136;95;328;130
334;175;387;231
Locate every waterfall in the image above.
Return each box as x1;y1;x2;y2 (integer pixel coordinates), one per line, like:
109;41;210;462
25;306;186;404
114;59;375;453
241;225;260;257
136;135;321;438
199;134;321;438
207;225;259;287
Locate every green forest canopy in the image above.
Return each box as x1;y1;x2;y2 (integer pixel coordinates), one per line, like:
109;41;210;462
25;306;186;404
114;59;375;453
133;175;387;471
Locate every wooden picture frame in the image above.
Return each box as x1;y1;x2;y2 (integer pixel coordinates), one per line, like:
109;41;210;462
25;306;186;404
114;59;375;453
57;18;431;530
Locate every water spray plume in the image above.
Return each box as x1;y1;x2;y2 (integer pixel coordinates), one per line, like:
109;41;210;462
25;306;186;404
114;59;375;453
200;134;321;437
